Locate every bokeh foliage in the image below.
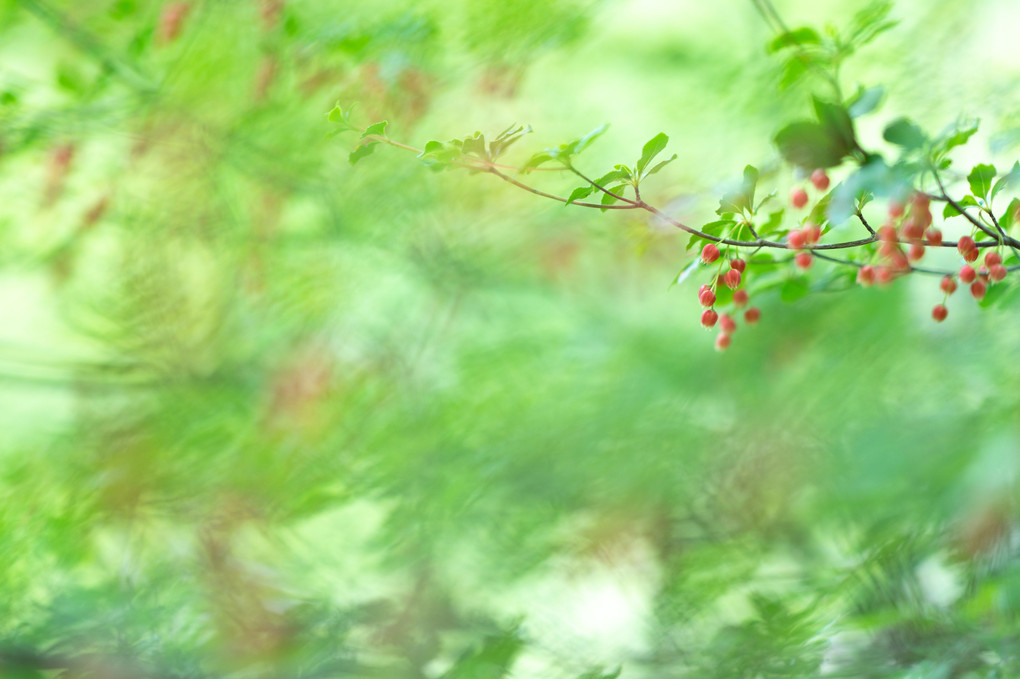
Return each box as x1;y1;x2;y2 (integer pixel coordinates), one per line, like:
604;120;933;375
2;0;1020;678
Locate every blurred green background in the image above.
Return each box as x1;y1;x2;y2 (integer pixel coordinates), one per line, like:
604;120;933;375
1;0;1020;677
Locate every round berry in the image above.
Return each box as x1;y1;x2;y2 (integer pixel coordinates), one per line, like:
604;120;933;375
958;235;976;257
857;265;876;286
940;275;957;295
787;229;807;250
989;264;1008;282
730;258;746;273
878;225;898;243
803;223;822;245
924;228;943;246
810;168;830;191
701;309;718;328
908;243;925;262
959;265;976;284
889;201;905;219
876;267;894;285
795;252;813;269
732;289;749;307
902;219;924;241
985;251;1002;267
971;279;987;300
744;307;761;324
932;304;948;322
715;333;732;351
719;313;737;334
699;288;716;307
963;247;979;263
723;268;741;289
790;187;809;209
701;243;720;264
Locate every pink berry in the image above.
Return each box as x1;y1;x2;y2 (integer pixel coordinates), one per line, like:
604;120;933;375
932;304;948;322
803;223;822;245
699;288;716;307
925;228;942;246
701;309;718;328
719;313;737;334
790;187;808;209
730;259;746;273
963;248;979;263
810;169;830;191
902;219;924;241
908;243;925;262
857;265;876;286
732;289;749;307
959;265;976;284
958;236;976;257
985;252;1002;267
876;267;894;285
787;229;807;250
701;243;720;264
989;264;1008;282
744;307;761;324
940;276;957;295
878;225;897;243
723;269;741;289
715;333;731;351
971;280;987;299
795;252;812;269
889;201;905;219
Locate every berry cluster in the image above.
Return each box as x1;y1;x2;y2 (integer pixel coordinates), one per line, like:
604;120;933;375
697;246;761;351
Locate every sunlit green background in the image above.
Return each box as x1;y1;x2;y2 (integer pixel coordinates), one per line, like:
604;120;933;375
1;0;1020;677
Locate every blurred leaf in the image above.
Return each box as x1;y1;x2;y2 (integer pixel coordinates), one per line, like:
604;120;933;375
846;85;884;118
767;27;821;53
990;161;1020;203
362;121;389;138
645;154;677;178
717;165;758;215
883;117;927;150
774;121;850;169
781;276;810;302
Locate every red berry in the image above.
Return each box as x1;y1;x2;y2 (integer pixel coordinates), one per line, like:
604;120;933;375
810;169;830;191
958;236;976;257
744;307;761;324
715;333;731;351
908;243;925;262
699;288;716;307
963;248;979;263
730;259;746;273
701;243;720;264
889;202;905;219
876;267;894;285
889;250;910;271
701;309;718;328
857;265;876;286
902;219;924;241
959;265;976;284
940;276;957;295
878;225;898;243
723;269;741;289
732;289;749;307
787;229;807;250
795;252;813;269
985;251;1002;267
790;187;809;209
932;304;948;322
989;264;1008;282
719;313;737;334
971;280;987;299
925;228;943;246
803;223;822;244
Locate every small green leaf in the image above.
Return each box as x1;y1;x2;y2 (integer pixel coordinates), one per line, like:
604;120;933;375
594;169;630;186
759;209;785;236
349;142;377;165
934;117;979;155
846;85;884;118
883;118;927;149
1002;198;1020;232
645;154;677;177
774;121;852;169
968;163;996;200
717;165;759;215
668;261;699;290
566;186;595;205
767;27;821;53
520;151;554;173
361;121;388;138
990;161;1020;203
599;184;627;211
573;124;610;155
779;57;808;89
637;133;669;176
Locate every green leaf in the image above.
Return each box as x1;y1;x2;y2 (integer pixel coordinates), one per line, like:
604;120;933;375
781;276;810;303
813;97;857;151
686;219;734;251
349;142;377;165
573;123;609;155
462;131;487;158
968;163;996;200
594;169;630;186
979;279;1019;309
943;195;980;219
520;151;555;173
1002;198;1020;232
361;121;388;138
566;186;595;205
934;117;979;155
774;121;852;169
637;133;669;176
327;102;358;132
990;161;1020;203
717;165;758;215
767;27;821;53
779;57;808;89
846;1;897;49
883;118;927;150
488;124;530;159
645;154;677;177
668;260;699;289
599;184;627;211
846;85;884;118
807;190;833;226
759;209;785;236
